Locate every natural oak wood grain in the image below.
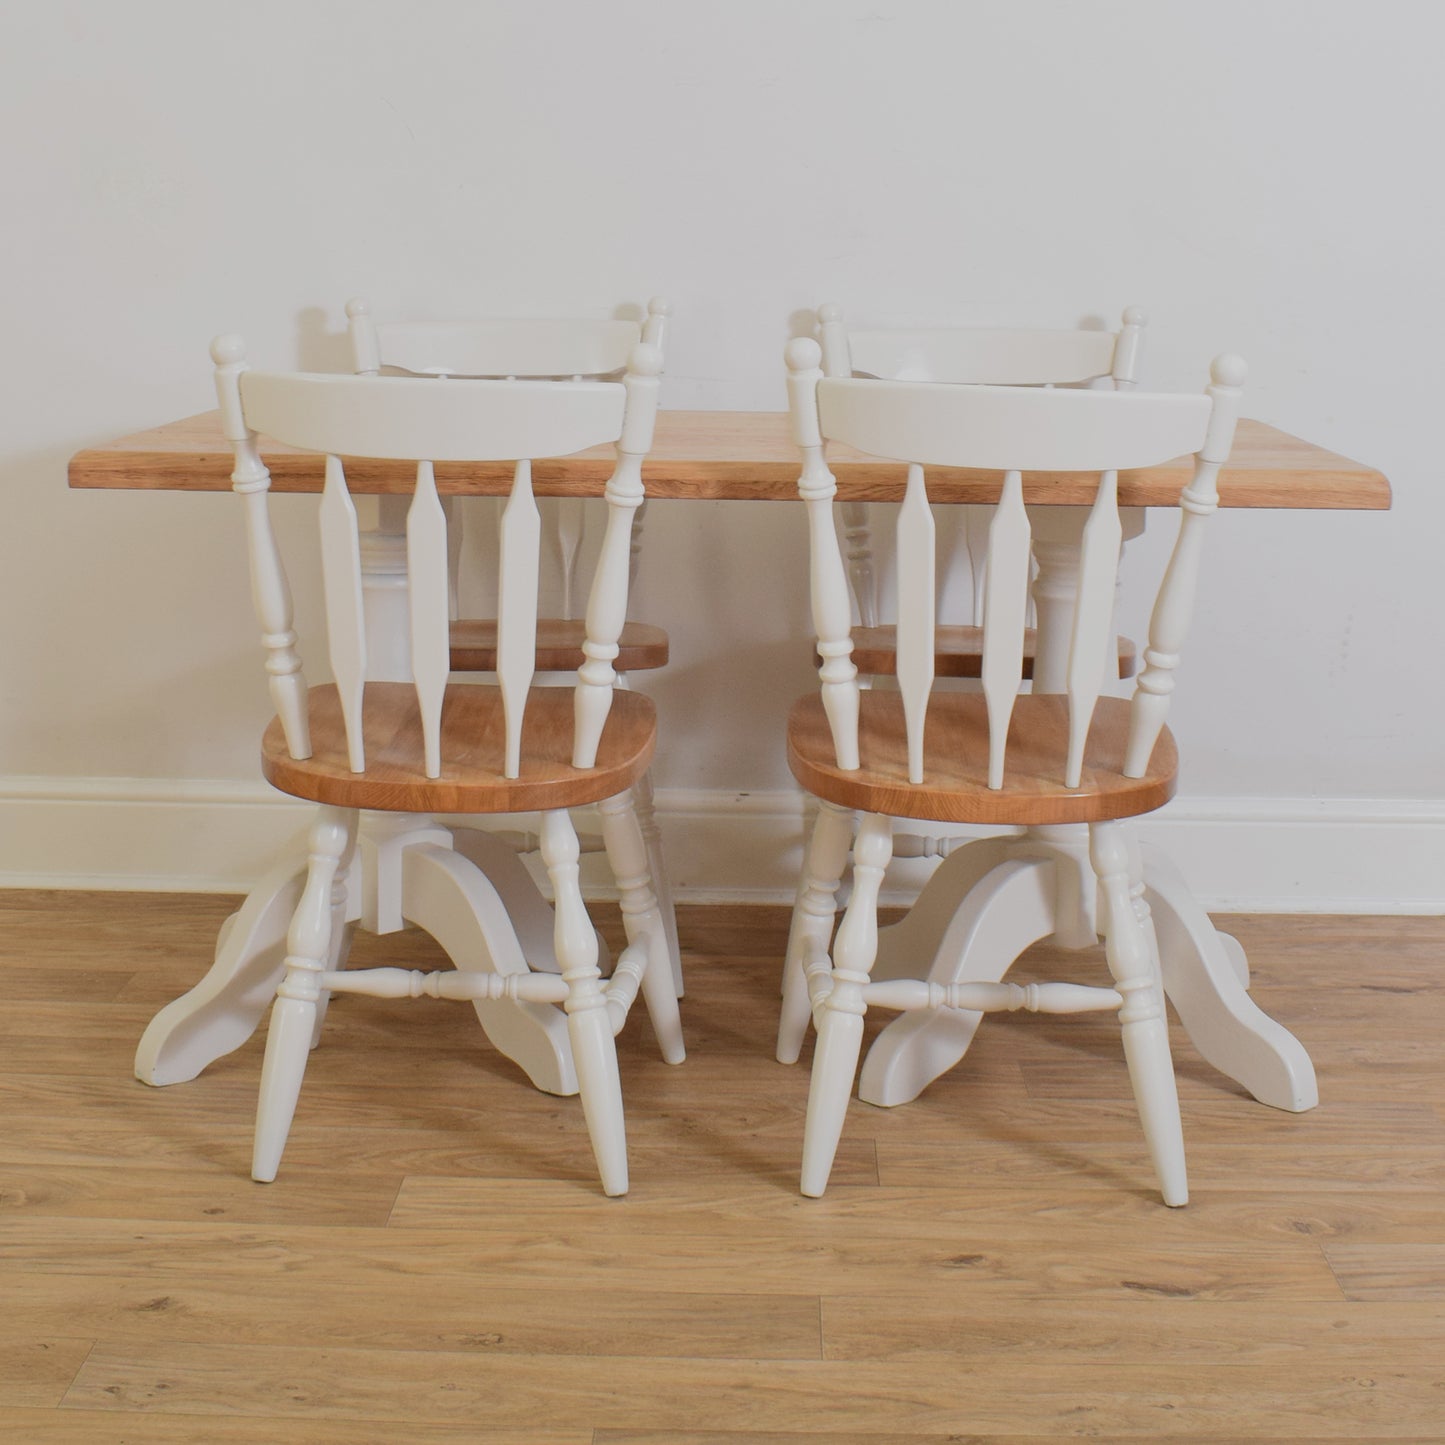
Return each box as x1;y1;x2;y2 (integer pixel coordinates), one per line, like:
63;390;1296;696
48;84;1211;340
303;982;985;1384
68;410;1391;509
788;691;1176;824
450;617;668;674
58;1339;1445;1435
260;681;655;812
2;893;1443;1436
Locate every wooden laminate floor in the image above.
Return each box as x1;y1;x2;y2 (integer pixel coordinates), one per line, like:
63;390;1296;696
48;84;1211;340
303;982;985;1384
1;890;1442;1441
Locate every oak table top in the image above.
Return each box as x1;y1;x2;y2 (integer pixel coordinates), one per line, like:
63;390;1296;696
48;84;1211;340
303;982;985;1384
68;408;1390;510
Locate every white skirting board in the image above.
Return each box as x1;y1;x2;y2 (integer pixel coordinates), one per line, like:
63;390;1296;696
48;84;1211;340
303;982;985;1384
0;775;1441;914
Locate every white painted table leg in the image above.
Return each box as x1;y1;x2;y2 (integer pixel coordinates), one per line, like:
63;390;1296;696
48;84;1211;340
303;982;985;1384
401;840;576;1096
855;503;1315;1114
1143;844;1318;1112
859;853;1059;1107
135;843;311;1086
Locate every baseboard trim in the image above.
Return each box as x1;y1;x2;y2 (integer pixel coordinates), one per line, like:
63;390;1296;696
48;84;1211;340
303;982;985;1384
0;776;1440;914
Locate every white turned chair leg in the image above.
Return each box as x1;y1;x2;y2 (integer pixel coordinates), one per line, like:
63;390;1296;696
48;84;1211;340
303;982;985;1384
1090;820;1188;1207
800;813;892;1198
778;800;854;1064
597;788;685;1065
542;809;629;1196
253;807;358;1183
134;847;309;1087
631;764;683;997
310;855;359;1049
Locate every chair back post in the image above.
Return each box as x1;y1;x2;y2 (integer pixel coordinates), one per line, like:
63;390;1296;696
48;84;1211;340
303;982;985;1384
345;298;381;376
816;304;879;629
572;341;662;769
210;335;312;760
628;297;672;598
1111;306;1149;390
1124;354;1247;776
786;337;860;770
816;303;852;379
642;296;671;352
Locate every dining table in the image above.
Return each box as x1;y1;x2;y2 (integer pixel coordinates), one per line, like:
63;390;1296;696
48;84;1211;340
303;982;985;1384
69;408;1390;1115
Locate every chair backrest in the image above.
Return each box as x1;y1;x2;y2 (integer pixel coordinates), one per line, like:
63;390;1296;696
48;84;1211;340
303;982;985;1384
346;298;669;620
784;337;1244;793
211;334;661;782
815;305;1148;630
816;303;1147;388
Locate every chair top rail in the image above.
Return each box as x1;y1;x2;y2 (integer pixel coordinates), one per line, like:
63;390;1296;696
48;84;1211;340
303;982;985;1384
844;326;1123;386
372;317;644;379
237;369;628;463
816;377;1212;474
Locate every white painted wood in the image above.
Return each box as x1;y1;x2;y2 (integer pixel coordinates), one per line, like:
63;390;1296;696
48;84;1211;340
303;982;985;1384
1126;356;1246;775
240;369;627;463
367;316;641;379
862;977;1121;1013
542;808;629;1196
574;344;662;768
496;460;541;779
398;838;576;1096
847;326;1123;385
407;460;450;779
252;805;357;1181
1143;843;1318;1110
553;497;585;617
318;456;367;772
860;850;1056;1107
211;336;311;760
895;464;935;784
1064;470;1122;787
1091;819;1188;1206
134;850;308;1086
596;788;685;1063
981;469;1031;789
786;338;860;770
817;376;1211;473
777;799;854;1064
800;811;892;1197
840;501;878;627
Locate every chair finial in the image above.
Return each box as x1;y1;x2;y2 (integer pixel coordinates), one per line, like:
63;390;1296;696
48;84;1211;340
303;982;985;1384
1210;353;1247;388
345;297;371;319
786;336;822;373
646;296;671;317
1121;305;1149;329
210;333;247;367
817;302;842;324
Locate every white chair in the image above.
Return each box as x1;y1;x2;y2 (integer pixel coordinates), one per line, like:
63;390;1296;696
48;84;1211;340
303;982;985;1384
210;331;684;1195
779;336;1245;1205
815;302;1147;682
345;297;682;997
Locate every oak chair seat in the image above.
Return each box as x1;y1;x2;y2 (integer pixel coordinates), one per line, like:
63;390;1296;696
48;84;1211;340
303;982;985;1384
262;682;656;814
450;618;669;674
839;624;1137;680
787;691;1175;826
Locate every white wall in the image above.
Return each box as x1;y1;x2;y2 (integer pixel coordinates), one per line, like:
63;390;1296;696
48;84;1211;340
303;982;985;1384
3;0;1442;902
